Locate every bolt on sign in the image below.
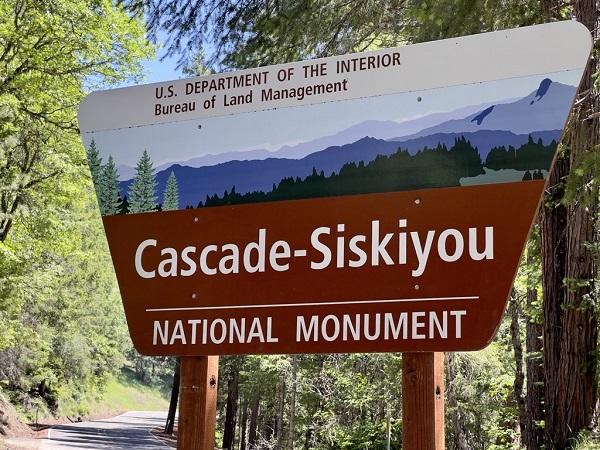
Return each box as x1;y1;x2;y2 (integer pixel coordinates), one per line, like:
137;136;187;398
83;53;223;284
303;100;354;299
78;21;591;357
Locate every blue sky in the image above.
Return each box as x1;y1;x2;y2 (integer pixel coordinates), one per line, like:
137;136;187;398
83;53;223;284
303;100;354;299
139;56;181;85
124;31;183;86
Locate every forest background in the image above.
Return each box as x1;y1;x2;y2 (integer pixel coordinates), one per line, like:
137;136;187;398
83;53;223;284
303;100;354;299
0;1;599;449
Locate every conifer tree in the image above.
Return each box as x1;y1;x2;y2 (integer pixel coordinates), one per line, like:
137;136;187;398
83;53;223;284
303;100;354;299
86;140;102;182
100;156;122;215
120;196;130;215
163;171;179;211
128;150;157;213
86;139;105;202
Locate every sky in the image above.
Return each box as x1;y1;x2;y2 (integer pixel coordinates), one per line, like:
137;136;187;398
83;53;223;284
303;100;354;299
82;70;581;175
139;56;181;85
123;30;182;87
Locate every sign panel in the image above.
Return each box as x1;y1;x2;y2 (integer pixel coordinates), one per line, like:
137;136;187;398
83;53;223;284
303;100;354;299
78;21;591;356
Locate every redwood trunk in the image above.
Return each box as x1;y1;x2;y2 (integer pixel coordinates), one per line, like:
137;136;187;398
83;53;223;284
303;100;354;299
239;399;248;450
165;358;181;435
223;370;239;450
248;395;260;449
508;293;526;444
523;231;544;450
541;3;598;447
288;355;298;450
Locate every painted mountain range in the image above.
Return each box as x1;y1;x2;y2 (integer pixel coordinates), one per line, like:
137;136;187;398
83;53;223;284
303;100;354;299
119;79;574;208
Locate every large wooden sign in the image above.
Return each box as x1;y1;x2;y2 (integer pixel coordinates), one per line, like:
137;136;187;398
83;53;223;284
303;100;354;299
78;21;590;356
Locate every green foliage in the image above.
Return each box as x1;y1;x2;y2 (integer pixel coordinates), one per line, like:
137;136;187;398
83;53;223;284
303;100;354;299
129;0;408;69
403;0;541;44
132;0;542;71
0;0;152;416
86;139;103;198
0;0;152;241
0;169;131;414
162;171;179;211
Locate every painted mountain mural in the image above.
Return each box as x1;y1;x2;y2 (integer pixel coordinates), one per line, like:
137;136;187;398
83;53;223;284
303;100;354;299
90;78;574;214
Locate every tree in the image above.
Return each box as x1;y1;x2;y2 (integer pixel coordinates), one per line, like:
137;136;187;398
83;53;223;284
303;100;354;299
0;0;151;417
120;195;130;214
128;150;157;213
539;3;599;448
162;171;179;211
164;358;181;435
86;140;103;195
128;0;541;71
99;156;122;215
125;0;409;69
0;0;151;242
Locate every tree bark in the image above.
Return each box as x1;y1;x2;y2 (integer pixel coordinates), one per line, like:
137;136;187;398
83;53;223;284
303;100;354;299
164;358;181;435
556;2;599;443
223;369;240;450
248;394;260;449
523;231;544;450
239;399;248;450
445;353;470;450
288;355;297;450
275;375;285;449
541;149;569;447
541;3;599;447
509;292;526;446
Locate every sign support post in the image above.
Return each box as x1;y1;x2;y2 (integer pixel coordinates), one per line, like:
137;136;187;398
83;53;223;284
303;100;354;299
402;352;445;450
177;356;219;450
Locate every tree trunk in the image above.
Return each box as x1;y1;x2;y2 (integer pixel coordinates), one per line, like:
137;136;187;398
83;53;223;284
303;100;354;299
556;2;599;443
509;292;526;446
523;231;544;450
164;358;180;435
445;353;470;450
248;394;260;449
275;375;285;449
223;369;240;450
541;148;568;447
541;3;599;447
239;399;248;450
288;355;297;450
385;402;391;450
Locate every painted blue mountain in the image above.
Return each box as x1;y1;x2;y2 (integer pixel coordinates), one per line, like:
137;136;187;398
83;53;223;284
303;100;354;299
120;101;500;178
402;79;575;137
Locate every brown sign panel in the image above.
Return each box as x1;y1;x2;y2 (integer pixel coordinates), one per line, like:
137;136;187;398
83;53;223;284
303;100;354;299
78;22;591;356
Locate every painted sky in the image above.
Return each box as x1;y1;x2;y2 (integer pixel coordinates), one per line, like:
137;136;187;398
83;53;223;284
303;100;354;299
82;70;581;168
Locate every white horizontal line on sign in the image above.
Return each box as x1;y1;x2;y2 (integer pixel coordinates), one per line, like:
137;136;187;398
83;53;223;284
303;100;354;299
145;296;480;312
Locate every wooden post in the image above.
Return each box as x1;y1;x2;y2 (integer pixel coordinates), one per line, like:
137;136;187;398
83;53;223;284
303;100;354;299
178;356;219;450
402;352;445;450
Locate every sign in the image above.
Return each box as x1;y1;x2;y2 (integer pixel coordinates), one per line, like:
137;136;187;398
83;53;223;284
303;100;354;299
78;21;591;356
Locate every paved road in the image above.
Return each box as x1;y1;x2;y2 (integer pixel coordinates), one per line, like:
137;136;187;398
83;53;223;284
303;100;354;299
40;411;169;449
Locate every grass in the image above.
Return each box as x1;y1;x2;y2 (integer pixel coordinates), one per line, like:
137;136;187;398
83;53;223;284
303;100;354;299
573;433;600;450
89;372;170;415
53;371;171;419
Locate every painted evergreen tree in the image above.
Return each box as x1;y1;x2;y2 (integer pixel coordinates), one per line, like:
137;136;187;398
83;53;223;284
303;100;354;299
128;150;157;213
120;196;130;215
86;139;105;201
100;156;122;215
162;171;179;211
